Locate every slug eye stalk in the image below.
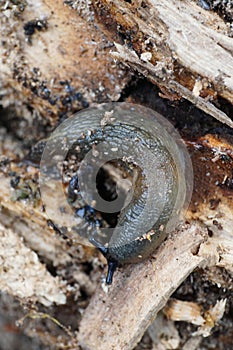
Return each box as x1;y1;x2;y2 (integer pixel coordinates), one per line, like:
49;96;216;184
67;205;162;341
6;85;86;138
106;260;118;285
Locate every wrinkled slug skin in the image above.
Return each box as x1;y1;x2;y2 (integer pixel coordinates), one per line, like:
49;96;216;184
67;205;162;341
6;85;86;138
42;103;192;283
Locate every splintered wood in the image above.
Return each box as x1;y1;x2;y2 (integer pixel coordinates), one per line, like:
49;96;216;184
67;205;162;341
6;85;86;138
78;224;208;350
0;0;233;348
0;0;130;123
94;0;233;127
0;223;66;306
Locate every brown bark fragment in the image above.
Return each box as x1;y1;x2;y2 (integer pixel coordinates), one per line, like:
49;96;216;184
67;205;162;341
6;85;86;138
0;0;130;124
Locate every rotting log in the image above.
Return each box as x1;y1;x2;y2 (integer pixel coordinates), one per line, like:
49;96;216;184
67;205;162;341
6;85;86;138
78;223;208;350
93;0;233;127
78;221;233;350
1;0;232;127
0;0;233;349
1;128;233;348
78;133;233;349
0;0;130;125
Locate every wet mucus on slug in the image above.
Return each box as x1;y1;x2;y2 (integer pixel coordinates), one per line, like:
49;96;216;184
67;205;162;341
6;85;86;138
63;104;189;285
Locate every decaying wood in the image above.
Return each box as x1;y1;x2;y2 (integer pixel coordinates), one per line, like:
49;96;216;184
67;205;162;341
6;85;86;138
0;222;66;306
112;43;233;128
94;0;233;127
78;132;233;348
0;0;130;124
1;0;232;127
78;223;233;350
78;224;208;350
0;173;97;268
0;0;233;349
147;300;227;350
147;312;180;350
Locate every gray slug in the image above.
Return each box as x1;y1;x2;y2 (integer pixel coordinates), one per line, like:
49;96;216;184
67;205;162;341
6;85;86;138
40;103;192;284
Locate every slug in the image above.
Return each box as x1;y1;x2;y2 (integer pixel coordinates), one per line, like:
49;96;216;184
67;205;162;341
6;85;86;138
40;103;192;284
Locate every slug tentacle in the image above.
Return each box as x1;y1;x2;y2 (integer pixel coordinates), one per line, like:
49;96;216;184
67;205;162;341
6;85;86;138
40;103;193;284
106;260;118;285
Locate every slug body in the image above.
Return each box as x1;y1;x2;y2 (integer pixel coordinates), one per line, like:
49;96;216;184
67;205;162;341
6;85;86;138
41;103;192;284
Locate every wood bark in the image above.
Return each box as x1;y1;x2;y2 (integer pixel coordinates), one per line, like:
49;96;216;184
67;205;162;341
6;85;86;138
93;0;233;126
0;0;131;125
78;224;208;350
0;0;233;349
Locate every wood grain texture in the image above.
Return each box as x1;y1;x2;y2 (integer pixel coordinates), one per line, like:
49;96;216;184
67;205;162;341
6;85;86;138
78;224;208;350
1;2;233;347
94;0;233;126
0;0;130;123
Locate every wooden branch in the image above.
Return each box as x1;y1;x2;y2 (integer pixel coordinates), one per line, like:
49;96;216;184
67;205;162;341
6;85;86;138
94;0;233;126
78;224;208;350
112;44;233;128
78;132;233;350
79;213;233;350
